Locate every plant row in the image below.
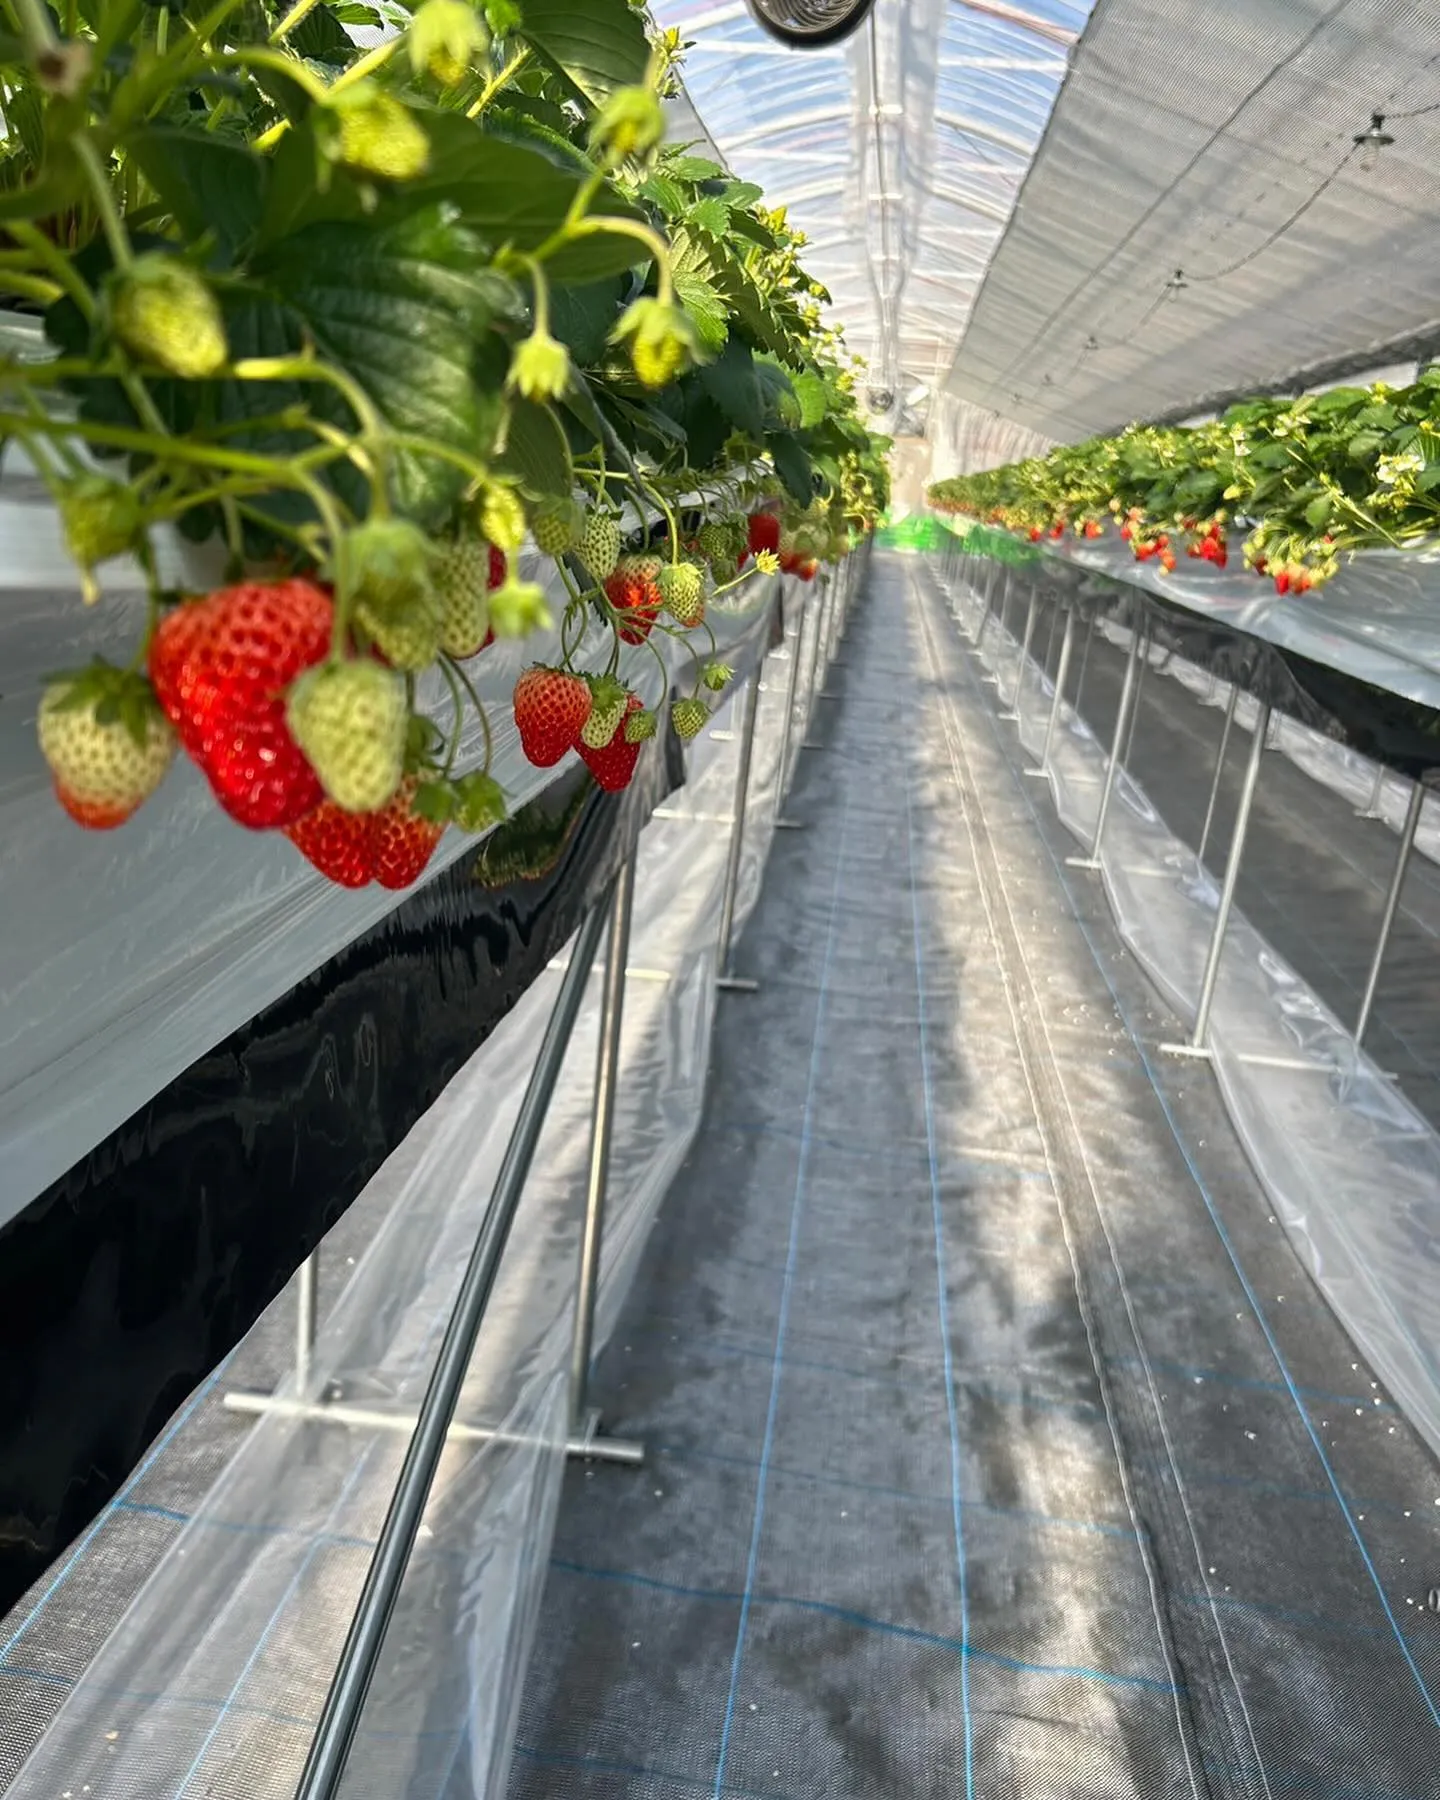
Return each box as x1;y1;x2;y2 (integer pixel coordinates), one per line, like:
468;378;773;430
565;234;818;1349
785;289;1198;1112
1;0;889;887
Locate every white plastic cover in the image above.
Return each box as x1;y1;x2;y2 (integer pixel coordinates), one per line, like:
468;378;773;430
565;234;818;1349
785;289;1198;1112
944;0;1440;440
652;0;1089;402
0;564;855;1800
952;559;1440;1472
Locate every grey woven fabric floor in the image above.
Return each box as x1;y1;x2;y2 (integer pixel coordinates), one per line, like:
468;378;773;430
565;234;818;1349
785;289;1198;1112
508;551;1440;1800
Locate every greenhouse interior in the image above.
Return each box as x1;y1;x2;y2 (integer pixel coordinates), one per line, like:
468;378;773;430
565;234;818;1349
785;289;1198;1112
6;0;1440;1794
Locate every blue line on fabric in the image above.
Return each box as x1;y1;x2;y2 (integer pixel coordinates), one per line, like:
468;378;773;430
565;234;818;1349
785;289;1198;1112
710;782;853;1800
1116;1352;1397;1414
172;1451;373;1797
619;1318;1105;1417
549;1558;1180;1695
652;1440;1139;1540
0;1352;236;1665
901;736;976;1796
513;1742;804;1800
950;570;1440;1733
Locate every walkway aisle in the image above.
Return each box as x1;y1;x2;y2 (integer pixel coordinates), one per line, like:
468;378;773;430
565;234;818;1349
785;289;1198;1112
510;553;1440;1800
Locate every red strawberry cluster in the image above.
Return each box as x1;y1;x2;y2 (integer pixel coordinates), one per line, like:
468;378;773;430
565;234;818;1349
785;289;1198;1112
285;778;444;890
1184;517;1229;569
512;666;647;793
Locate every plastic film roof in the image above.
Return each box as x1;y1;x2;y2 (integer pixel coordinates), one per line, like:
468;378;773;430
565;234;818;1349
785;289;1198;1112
945;0;1440;446
653;0;1091;402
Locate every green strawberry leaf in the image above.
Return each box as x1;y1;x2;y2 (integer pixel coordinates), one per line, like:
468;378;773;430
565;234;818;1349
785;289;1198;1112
516;0;650;105
286;1;355;63
697;334;764;437
252;206;507;522
123;126;267;261
790;368;829;430
768;429;814;504
673;266;728;355
498;397;574;502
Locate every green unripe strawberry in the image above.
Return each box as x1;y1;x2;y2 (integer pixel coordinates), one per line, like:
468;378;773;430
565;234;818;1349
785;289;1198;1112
611;297;696;390
110;254;227;379
349;518;440;672
671;697;707;741
435;534;492;658
408;0;487;86
286;660;407;813
697;520;731;569
624;707;657;743
480;482;526;555
576;512;620;584
57;475;144;601
532;497;582;557
658;561;705;627
581;674;629;749
330;83;430;182
38;663;176;829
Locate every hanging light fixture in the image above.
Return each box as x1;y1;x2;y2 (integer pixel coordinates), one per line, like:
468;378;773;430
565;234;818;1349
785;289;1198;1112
1164;268;1188;300
744;0;876;49
1353;112;1395;172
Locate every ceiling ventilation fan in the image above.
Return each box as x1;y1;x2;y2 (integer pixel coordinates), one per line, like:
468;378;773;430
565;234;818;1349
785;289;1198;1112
743;0;876;49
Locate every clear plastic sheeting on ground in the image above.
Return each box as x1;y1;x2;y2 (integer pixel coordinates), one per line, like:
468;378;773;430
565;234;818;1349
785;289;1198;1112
1101;615;1440;871
0;466;785;1223
949;558;1440;1471
0;563;856;1800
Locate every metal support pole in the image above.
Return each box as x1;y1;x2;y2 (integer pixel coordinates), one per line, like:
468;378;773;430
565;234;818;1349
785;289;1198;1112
1072;614;1097;718
1172;702;1271;1053
1358;761;1388;821
570;855;636;1432
1066;615;1144;869
1000;590;1038;722
999;568;1014;639
293;896;612;1800
296;1253;318;1394
1197;682;1241;864
800;580;826;743
1122;628;1150;765
1354;779;1425;1051
773;594;808;828
1027;606;1076;776
1042;601;1060;675
717;669;763;992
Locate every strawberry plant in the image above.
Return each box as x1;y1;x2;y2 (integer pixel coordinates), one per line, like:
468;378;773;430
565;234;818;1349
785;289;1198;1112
929;372;1440;598
2;0;889;884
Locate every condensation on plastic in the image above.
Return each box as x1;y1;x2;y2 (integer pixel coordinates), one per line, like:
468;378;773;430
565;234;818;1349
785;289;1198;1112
943;0;1440;442
0;455;788;1226
647;0;1088;392
946;559;1440;1469
1;556;859;1800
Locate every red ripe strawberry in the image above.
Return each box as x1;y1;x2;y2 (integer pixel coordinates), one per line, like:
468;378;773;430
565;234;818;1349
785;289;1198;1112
604;558;664;645
372;777;445;889
149;579;331;829
285;777;446;890
1119;524;1133;542
1159;550;1176;573
1029;526;1043;542
1274;569;1290;595
797;559;818;581
1049;521;1065;539
578;695;645;792
1084;521;1103;539
284;802;373;888
747;512;781;557
513;665;591;766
